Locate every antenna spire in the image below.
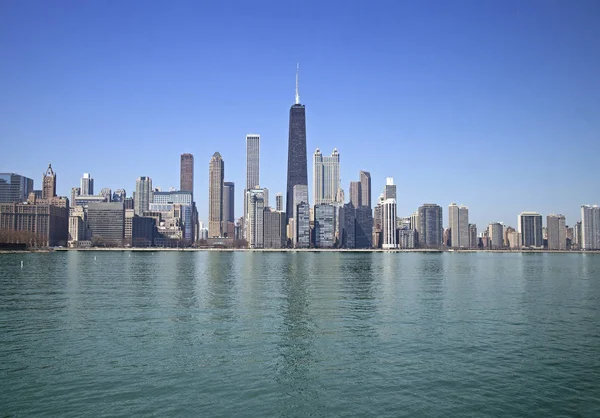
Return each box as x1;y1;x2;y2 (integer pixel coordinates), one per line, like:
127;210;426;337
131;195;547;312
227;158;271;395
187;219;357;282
295;62;300;105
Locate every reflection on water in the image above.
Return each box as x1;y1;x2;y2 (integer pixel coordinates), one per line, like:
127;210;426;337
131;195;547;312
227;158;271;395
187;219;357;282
0;251;599;416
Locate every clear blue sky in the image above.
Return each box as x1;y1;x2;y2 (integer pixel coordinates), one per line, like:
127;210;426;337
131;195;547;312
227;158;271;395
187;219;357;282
1;0;599;228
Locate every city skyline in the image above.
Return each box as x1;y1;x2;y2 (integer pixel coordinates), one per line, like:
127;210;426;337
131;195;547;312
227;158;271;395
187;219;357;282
1;2;599;228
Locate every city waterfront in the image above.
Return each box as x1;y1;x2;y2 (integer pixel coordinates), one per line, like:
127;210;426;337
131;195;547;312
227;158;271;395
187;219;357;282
1;252;599;416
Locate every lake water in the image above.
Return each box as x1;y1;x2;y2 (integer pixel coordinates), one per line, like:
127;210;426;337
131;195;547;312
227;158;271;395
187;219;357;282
1;251;599;416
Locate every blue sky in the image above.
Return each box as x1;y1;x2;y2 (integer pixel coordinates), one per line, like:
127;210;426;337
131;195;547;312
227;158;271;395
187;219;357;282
1;0;598;228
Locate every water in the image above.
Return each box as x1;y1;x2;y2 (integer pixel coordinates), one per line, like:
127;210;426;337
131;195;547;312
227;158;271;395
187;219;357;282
1;251;599;417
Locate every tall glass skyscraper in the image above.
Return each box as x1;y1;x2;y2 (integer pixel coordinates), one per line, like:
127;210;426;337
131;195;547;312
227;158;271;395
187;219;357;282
286;65;308;224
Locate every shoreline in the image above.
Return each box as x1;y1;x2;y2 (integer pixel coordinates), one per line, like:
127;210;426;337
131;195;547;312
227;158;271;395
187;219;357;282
2;248;600;254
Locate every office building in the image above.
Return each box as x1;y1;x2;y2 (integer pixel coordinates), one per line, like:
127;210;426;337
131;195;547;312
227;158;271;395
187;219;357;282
246;134;260;190
71;187;80;205
418;204;443;248
264;208;286;249
314;204;335;248
313;148;340;205
112;189;126;202
208;152;224;238
223;182;235;223
489;222;504;249
382;198;397;249
469;224;478;248
398;228;417;249
132;216;155;247
338;203;356;249
247;189;265;249
384;177;396;200
87;202;125;246
276;193;283;212
0;200;69;247
448;203;469;249
518;212;543;248
42;164;56;199
360;171;371;209
68;205;87;245
286;64;308;224
349;181;361;208
100;188;112;202
134;177;152;216
80;173;94;196
0;173;33;203
180;153;194;193
573;221;582;248
153;191;194;242
355;206;373;248
291;185;310;248
581;205;600;250
547;214;566;250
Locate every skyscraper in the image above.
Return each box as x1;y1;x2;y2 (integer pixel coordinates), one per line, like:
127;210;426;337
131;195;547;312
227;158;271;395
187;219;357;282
360;171;371;209
292;184;310;248
80;173;94;196
286;64;308;224
0;173;33;203
208;152;224;238
418;204;443;248
355;206;373;248
313;148;340;205
180;153;194;193
518;212;543;248
223;182;235;223
488;222;504;249
581;205;600;250
246;134;260;190
448;203;469;249
314;204;335;248
276;193;283;212
382;178;397;249
349;181;361;208
134;177;152;216
42;164;56;199
247;189;265;249
547;214;566;250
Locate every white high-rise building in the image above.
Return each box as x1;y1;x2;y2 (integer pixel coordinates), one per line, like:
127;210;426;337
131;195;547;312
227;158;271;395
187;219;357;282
244;134;260;239
381;178;397;249
247;188;265;249
134;176;152;216
581;205;600;250
488;222;504;249
547;214;566;250
81;173;94;196
246;134;260;190
313;148;340;205
448;203;469;249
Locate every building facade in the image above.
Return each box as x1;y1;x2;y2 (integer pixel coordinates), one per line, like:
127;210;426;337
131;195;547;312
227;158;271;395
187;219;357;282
80;173;94;196
286;67;308;224
581;205;600;250
263;208;286;249
360;171;371;209
0;201;69;247
208;152;224;238
339;203;356;249
134;176;152;216
418;204;443;248
382;198;397;249
313;148;340;205
246;134;260;190
314;204;335;248
547;214;566;250
518;212;543;248
247;189;265;249
489;222;504;249
180;153;194;193
42;164;56;199
0;173;33;203
223;182;235;223
448;203;469;249
87;202;125;246
349;181;361;208
355;206;373;249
